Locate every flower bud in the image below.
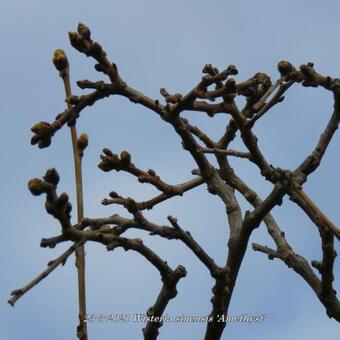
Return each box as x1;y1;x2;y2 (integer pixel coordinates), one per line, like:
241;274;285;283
202;64;213;74
277;60;295;77
57;193;69;209
31;121;53;137
98;161;112;172
147;169;156;177
77;23;91;39
65;202;72;216
120;151;131;166
28;178;46;196
109;191;119;198
45;201;56;216
68;32;79;45
102;148;113;157
52;49;69;72
77;133;89;151
92;42;104;56
227;65;238;75
44;168;59;185
38;138;51;149
94;63;106;73
30;135;40;145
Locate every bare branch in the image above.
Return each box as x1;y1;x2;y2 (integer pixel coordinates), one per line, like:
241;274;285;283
197;147;252;160
289;188;340;240
8;241;84;306
102;176;204;210
296;81;340;176
143;265;187;340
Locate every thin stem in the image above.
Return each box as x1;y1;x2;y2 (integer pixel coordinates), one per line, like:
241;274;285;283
8;241;84;307
61;68;88;340
197;147;252;160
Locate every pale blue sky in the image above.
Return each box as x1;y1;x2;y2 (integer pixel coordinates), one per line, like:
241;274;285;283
1;1;339;339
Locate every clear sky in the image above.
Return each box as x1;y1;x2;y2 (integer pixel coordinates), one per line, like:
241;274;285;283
1;1;339;339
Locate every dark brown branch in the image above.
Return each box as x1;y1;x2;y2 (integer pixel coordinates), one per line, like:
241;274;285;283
216;62;295;151
197;147;252;160
168;65;238;117
143;265;187;340
98;149;185;195
102;176;204;210
182;118;215;148
249;79;294;126
252;239;340;321
43;209;220;276
216;119;238;149
252;243;281;260
296;82;340;176
31;89;112;149
69;23;123;84
319;230;337;299
227;101;278;181
111;203;220;275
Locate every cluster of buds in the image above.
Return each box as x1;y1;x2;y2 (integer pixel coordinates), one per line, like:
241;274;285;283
300;63;322;87
201;64;238;89
237;72;271;99
160;88;183;104
69;23;106;61
28;169;72;223
277;60;304;83
98;148;132;172
137;169;160;184
30;121;54;148
202;64;224;89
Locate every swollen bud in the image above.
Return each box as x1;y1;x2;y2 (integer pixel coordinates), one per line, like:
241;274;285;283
277;60;295;77
227;65;238;75
57;192;69;208
44;168;60;185
28;179;46;196
52;49;69;72
77;22;91;40
147;169;156;177
38;138;51;149
102;148;114;157
31;121;53;137
120;151;131;166
109;191;119;198
68;32;84;52
77;133;89;152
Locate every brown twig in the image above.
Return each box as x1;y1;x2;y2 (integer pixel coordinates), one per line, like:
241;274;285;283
102;176;204;210
197;147;252;160
290;188;340;240
143;265;187;340
8;241;84;307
